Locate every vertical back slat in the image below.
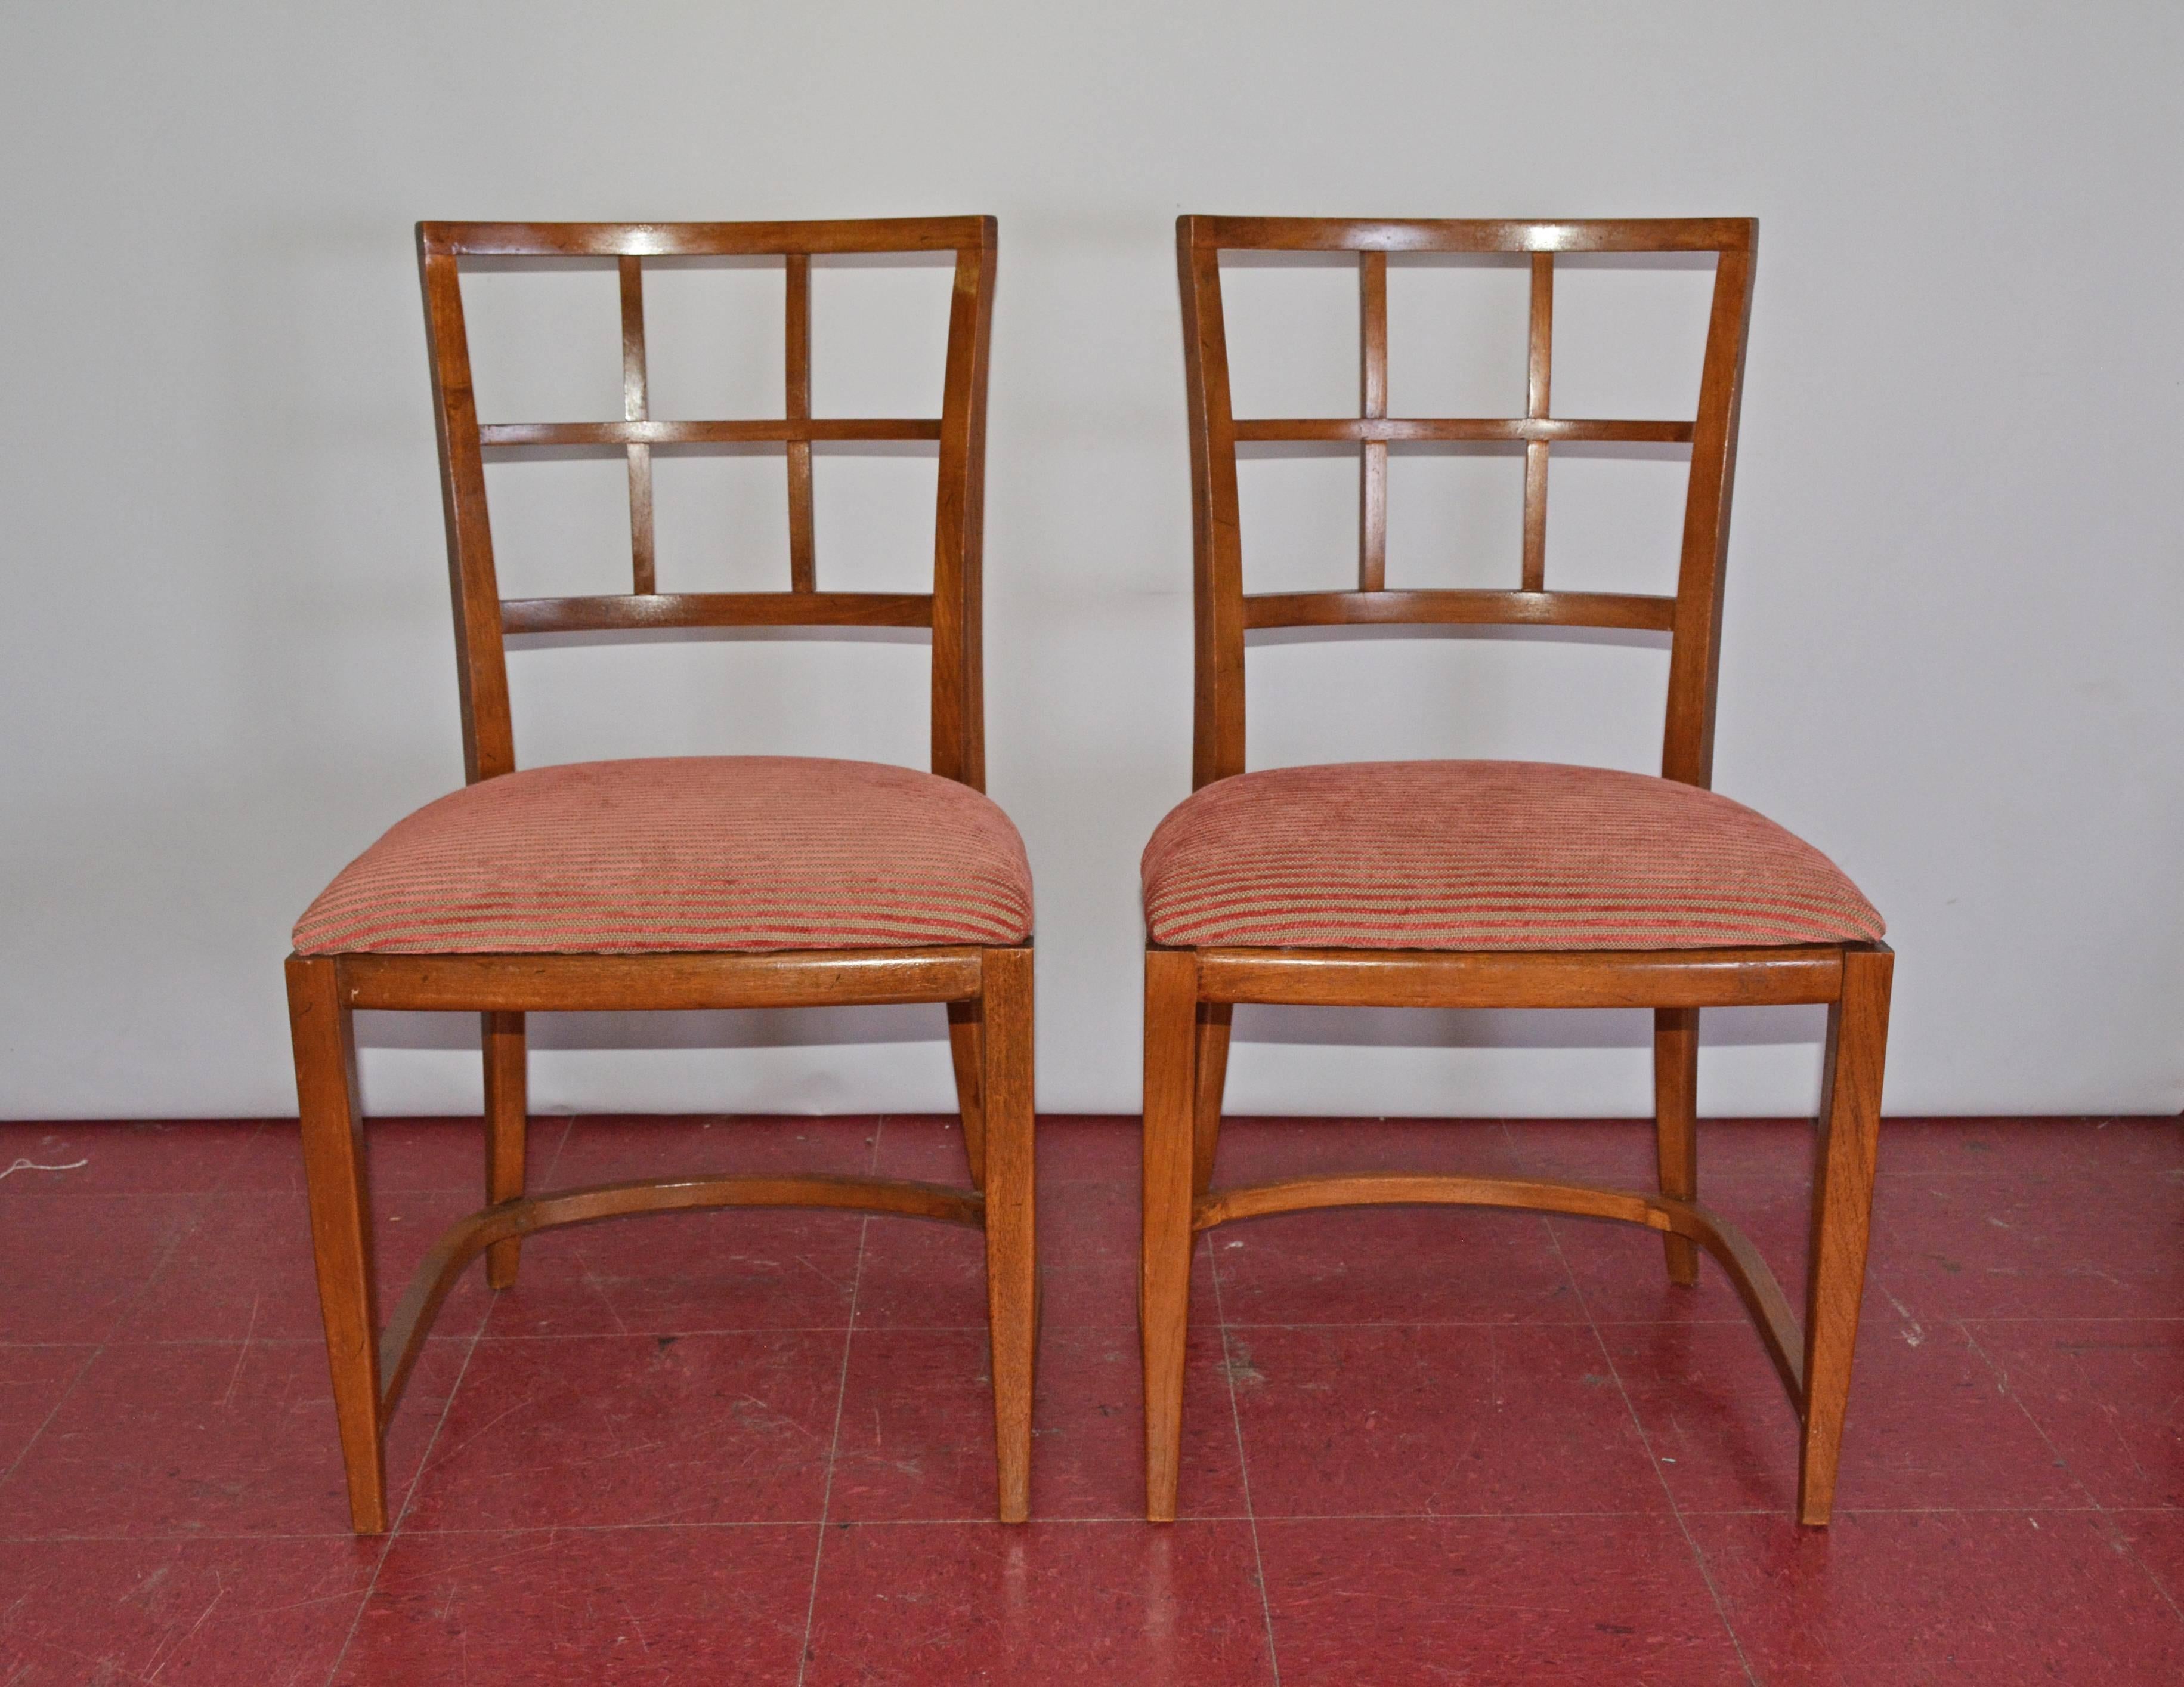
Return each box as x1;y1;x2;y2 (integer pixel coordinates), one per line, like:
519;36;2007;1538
785;254;817;592
1359;252;1388;593
1521;253;1554;594
417;243;516;782
1180;223;1248;786
1662;242;1756;788
930;224;997;789
618;257;655;596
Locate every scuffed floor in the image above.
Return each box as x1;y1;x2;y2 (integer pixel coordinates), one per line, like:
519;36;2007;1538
2;1113;2182;1683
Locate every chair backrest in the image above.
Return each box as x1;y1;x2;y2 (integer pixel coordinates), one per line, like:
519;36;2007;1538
1177;216;1756;792
416;218;998;789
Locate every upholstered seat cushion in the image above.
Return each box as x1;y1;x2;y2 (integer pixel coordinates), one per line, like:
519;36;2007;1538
1142;760;1882;951
293;756;1034;955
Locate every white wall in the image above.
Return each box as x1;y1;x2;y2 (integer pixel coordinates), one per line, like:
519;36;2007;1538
2;2;2179;1121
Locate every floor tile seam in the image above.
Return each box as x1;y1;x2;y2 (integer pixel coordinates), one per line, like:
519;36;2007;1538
793;1213;868;1687
1585;1317;1799;1328
768;1507;1753;1527
62;1506;2146;1545
95;1210;201;1349
536;1116;574;1185
1205;1504;1767;1523
766;1515;1269;1529
844;1324;1135;1336
396;1515;1273;1535
1685;1503;2114;1518
1209;1235;1284;1687
388;1305;493;1525
328;1297;496;1682
0;1528;436;1544
0;1506;1869;1545
1541;1215;1761;1687
0;1189;221;1205
1951;1318;2107;1515
451;1321;1192;1340
0;1342;104;1500
467;1326;869;1342
316;1530;395;1687
1945;1315;2184;1326
83;1337;484;1355
2102;1521;2184;1616
1957;1315;2184;1629
1215;1317;1650;1330
206;1120;274;1193
363;1520;838;1537
1869;1169;2184;1180
1876;1167;2184;1188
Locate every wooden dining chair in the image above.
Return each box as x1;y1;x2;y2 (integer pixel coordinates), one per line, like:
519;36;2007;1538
286;217;1036;1533
1143;216;1892;1527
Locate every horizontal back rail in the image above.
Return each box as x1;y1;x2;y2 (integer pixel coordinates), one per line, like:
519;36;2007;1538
502;592;933;635
1242;588;1674;632
1177;214;1756;790
422;218;989;257
478;419;942;447
1187;217;1755;254
1232;418;1692;444
419;216;996;786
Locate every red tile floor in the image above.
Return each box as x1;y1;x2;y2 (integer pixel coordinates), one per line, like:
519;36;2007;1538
2;1113;2182;1683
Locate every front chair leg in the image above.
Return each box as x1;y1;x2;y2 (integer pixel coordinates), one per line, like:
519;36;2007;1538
1142;947;1201;1522
1654;1006;1700;1286
482;1011;527;1288
979;948;1036;1523
286;956;389;1534
1797;944;1894;1525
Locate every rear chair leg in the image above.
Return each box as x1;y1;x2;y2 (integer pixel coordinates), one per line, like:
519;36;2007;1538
1654;1006;1700;1285
483;1011;527;1288
1798;946;1894;1526
1192;1002;1232;1196
1143;947;1201;1522
948;997;988;1189
979;948;1036;1523
286;956;389;1534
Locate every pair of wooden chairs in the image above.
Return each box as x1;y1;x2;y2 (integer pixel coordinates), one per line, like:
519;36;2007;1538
286;215;1890;1539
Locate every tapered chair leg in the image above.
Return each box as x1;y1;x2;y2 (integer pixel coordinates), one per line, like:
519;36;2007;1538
286;956;389;1534
1143;947;1201;1522
1654;1007;1700;1286
1191;1002;1232;1197
948;997;988;1189
979;947;1036;1523
482;1011;527;1288
1797;944;1894;1525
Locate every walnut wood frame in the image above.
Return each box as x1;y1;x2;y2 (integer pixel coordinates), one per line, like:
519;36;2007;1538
1147;215;1893;1528
286;218;1034;1535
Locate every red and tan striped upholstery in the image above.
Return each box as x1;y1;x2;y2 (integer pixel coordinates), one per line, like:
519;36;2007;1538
293;756;1034;956
1142;760;1882;951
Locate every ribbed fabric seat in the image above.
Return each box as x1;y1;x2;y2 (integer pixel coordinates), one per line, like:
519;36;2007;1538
293;756;1034;956
1142;759;1882;952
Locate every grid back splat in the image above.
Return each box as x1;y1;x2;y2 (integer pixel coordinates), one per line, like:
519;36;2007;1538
1178;215;1756;792
417;217;997;790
